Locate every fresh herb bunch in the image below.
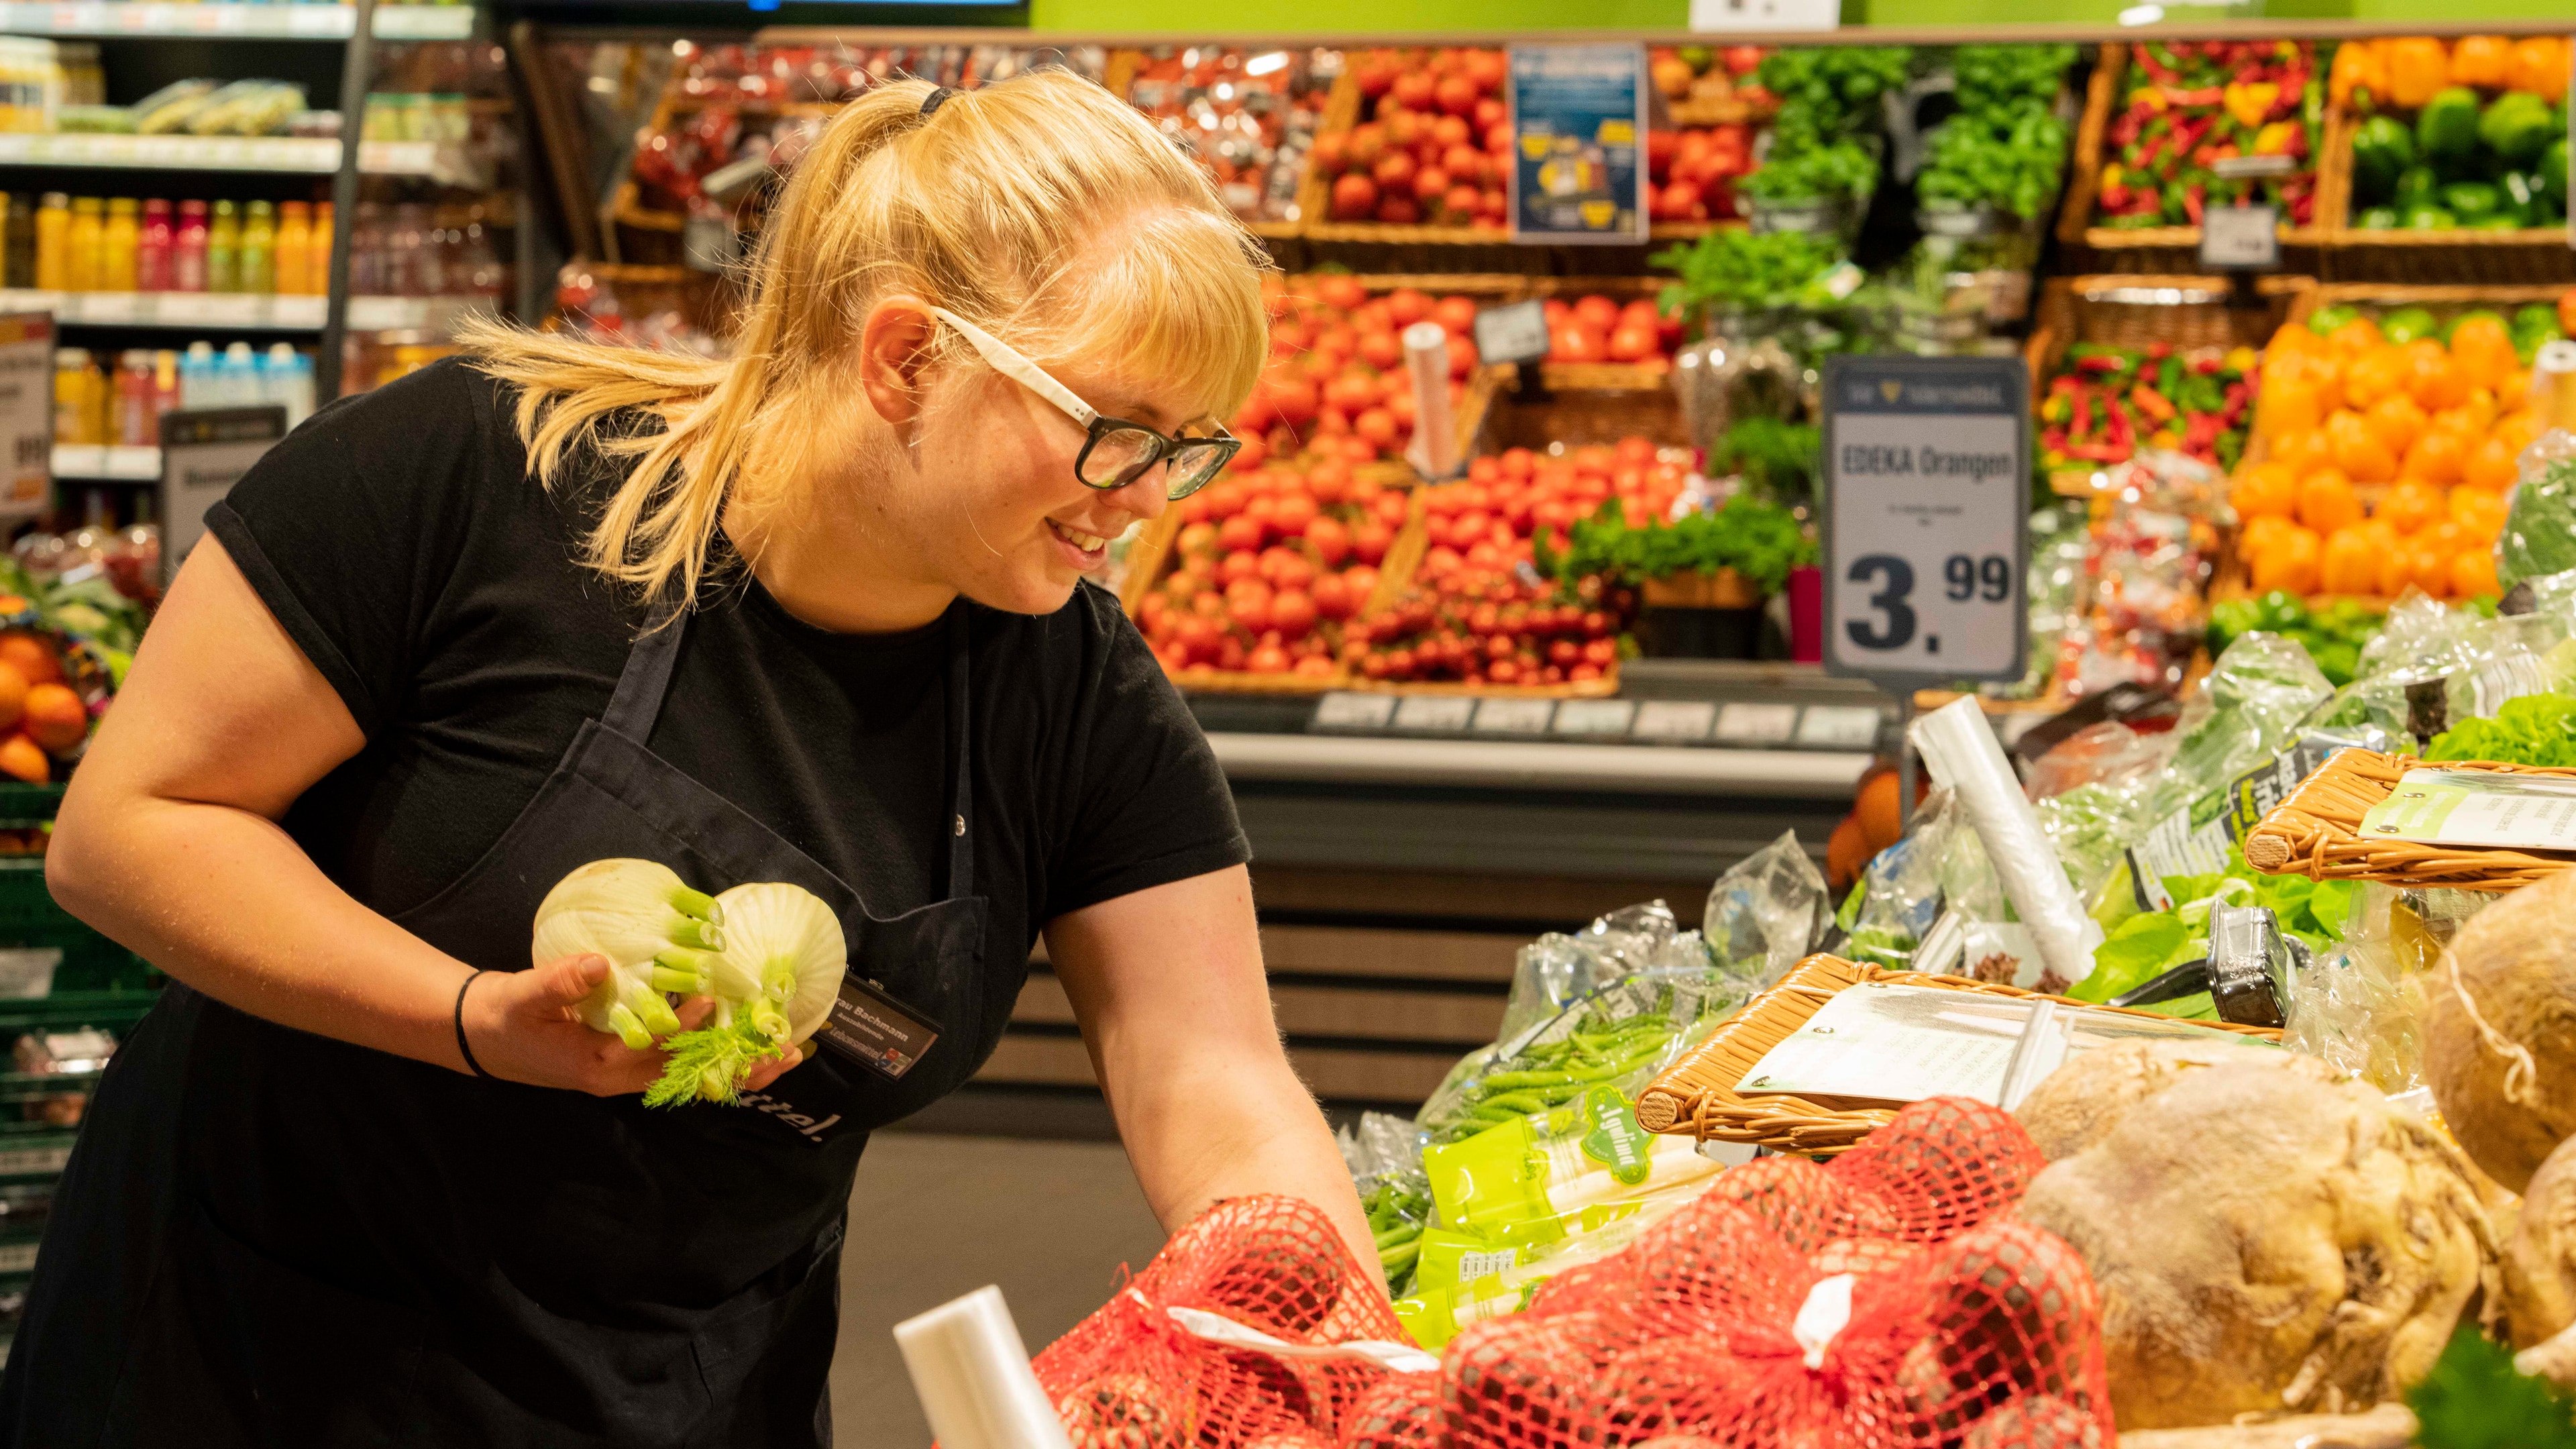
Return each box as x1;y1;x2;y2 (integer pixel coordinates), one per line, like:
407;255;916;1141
1754;46;1915;134
2410;1324;2576;1449
2206;591;2382;686
1710;417;1820;502
1651;227;1844;315
1915;46;2077;220
2429;693;2576;768
2074;843;2351;1016
1951;42;2078;112
1739;120;1885;205
1544;494;1817;597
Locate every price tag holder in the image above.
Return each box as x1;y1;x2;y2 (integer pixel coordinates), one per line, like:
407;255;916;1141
1472;299;1550;366
1391;696;1476;733
2199;203;2280;272
1688;0;1837;30
1472;698;1556;734
1552;698;1636;737
1714;702;1799;745
1311;691;1397;732
1823;355;2029;693
1796;704;1885;750
159;407;286;587
0;313;51;523
1631;700;1716;742
1505;44;1648;245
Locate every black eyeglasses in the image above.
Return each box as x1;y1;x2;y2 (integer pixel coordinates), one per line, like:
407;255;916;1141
930;306;1240;501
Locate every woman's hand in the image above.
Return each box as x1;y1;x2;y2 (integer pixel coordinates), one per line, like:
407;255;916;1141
460;955;810;1097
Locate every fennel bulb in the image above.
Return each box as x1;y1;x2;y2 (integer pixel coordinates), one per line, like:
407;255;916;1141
531;858;726;1050
645;880;847;1108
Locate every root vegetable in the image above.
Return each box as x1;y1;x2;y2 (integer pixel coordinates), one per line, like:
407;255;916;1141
1055;1372;1193;1449
2500;1134;2576;1350
2015;1039;2326;1162
531;859;724;1050
1962;1394;2105;1449
2518;1320;2576;1389
2424;869;2576;1193
1440;1315;1609;1448
2018;1061;2494;1428
2108;1402;2416;1448
1341;1374;1441;1448
644;879;845;1106
1598;1334;1746;1441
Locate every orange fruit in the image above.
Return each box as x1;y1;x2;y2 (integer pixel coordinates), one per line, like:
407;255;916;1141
2326;316;2385;354
2415;519;2466;557
2241;514;2297;559
2448;316;2518;392
1854;769;1908;851
2259;374;2326;439
2363;392;2428;454
2320;526;2380;595
2404;340;2471;410
2462;434;2522;492
2450;486;2509;542
2232;461;2300;519
20;682;83;754
2379;477;2447;535
2495;411;2545;458
2273;428;2334;478
2341;345;2409;410
0;735;43;786
2251;525;2322;595
2298;466;2365;531
2498;368;2531;414
2269;321;2323;356
2404;541;2455;599
2402;425;2469;486
2453;547;2501;599
2327;409;2398;483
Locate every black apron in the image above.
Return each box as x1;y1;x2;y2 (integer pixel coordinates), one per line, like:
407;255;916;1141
0;603;994;1449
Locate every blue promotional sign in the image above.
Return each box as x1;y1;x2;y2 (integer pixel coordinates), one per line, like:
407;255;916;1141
1505;44;1648;245
1821;356;2030;689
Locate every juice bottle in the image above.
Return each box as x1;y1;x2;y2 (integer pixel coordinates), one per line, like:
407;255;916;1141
113;350;152;446
134;197;172;291
151;349;178;425
62;196;101;292
30;193;66;290
98;196;137;292
52;347;96;445
205;199;239;293
176;340;214;409
238;199;275;294
273;200;311;294
171;199;207;291
309;201;333;292
4;195;30;288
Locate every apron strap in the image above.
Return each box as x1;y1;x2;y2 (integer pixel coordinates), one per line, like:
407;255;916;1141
945;606;973;899
602;612;688;743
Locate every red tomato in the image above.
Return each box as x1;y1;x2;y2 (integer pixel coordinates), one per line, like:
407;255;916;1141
1386;289;1433;327
1555;326;1608;364
1306;516;1352;566
1392;70;1436;111
1270;590;1318;639
1372;150;1417;191
1572;295;1620;332
1353;522;1393;565
1371;490;1410;527
1330;174;1379;220
1345;564;1380;600
1607;323;1658;362
1246;644;1291;674
1357;332;1403;371
1216;515;1263;554
1271;492;1319;538
1316;276;1367;312
1310;572;1354;619
1616;435;1658;467
1499;447;1537;480
1375;195;1420;225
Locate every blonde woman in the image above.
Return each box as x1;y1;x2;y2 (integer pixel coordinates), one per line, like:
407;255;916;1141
1;73;1376;1447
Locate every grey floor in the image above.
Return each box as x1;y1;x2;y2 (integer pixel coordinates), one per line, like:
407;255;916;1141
830;1132;1167;1448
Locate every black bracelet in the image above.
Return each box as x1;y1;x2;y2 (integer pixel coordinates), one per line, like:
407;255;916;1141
453;971;492;1079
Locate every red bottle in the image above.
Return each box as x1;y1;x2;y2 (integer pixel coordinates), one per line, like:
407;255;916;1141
135;198;173;292
171;199;209;292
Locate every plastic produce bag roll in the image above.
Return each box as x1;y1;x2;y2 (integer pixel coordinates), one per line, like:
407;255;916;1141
1911;696;2104;989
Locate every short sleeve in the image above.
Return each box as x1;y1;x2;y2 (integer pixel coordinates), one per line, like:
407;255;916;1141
202;360;490;738
1043;588;1250;920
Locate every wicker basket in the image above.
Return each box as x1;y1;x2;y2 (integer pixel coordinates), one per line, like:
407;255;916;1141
2287;280;2573;331
2243;748;2576;892
2317;86;2576;286
1522;276;1680;392
2057;43;2334;272
1633;955;2285;1152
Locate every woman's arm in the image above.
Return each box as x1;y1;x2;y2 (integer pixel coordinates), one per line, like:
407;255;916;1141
46;539;790;1095
1044;865;1383;1290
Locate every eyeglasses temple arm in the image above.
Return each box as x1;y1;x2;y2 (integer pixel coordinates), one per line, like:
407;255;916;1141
927;306;1099;429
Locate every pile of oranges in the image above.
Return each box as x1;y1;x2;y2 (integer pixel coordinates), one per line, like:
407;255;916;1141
2230;312;2545;600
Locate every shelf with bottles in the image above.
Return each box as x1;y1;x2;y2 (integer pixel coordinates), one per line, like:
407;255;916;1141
53;339;317;466
0;132;474;175
0;3;474;41
4;290;492;331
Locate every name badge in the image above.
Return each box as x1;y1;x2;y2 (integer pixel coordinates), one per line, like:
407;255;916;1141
814;975;943;1080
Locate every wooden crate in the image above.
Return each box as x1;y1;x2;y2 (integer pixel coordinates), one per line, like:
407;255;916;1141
2316;81;2576;286
2056;43;2335;272
1521;275;1680;392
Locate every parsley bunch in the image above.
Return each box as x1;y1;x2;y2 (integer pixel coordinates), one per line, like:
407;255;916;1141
1544;494;1817;597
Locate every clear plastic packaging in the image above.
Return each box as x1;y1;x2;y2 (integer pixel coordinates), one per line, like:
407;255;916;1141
2499;429;2576;591
1835;786;1960;969
1701;828;1831;989
1912;696;2102;989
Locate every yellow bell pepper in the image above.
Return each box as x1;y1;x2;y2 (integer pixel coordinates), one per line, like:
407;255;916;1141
2328;41;2385;108
2450;35;2510;89
2507;36;2571;99
2385;37;2450;109
2223;346;2258;376
2129;86;2169;113
2253;121;2296;156
2101;163;2125;190
2223;81;2279;130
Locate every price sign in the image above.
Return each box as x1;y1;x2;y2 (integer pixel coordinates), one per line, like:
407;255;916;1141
0;313;51;522
1505;44;1647;245
1472;698;1556;734
1311;691;1396;731
1473;300;1551;366
1392;696;1476;733
1823;356;2028;690
1631;700;1715;741
1688;0;1837;31
1714;702;1799;745
2199;203;2280;271
1552;699;1635;736
158;407;286;587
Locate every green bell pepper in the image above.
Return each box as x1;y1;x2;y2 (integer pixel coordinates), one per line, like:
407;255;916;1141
2307;303;2361;337
2383;307;2440;344
2497;172;2541;227
2441;180;2501;219
2416;87;2483;168
2394;165;2441;212
2358;206;2399;229
2351;113;2417;203
2540;138;2569;210
2404;205;2459;230
2479;91;2559;168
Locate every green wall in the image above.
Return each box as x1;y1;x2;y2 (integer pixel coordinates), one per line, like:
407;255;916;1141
1027;0;2574;30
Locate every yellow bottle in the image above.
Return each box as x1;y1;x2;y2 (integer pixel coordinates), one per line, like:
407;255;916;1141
63;196;101;293
32;191;68;291
274;199;312;295
52;346;96;445
309;201;332;292
98;195;137;293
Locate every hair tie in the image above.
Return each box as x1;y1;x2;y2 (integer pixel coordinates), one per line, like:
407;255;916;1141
920;86;959;117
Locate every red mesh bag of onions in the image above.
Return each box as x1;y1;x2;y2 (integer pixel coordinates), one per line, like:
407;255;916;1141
1430;1097;2112;1449
1032;1193;1420;1448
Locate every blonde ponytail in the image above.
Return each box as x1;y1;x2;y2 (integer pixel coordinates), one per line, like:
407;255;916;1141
465;70;1269;611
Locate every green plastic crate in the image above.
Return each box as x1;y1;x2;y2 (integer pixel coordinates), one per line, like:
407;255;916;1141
0;786;158;995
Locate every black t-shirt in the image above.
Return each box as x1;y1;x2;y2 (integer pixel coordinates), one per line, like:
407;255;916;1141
206;358;1248;1042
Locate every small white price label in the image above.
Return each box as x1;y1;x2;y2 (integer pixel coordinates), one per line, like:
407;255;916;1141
1797;705;1884;749
1714;702;1799;745
1311;691;1396;731
1552;699;1637;736
2199;203;2280;271
1472;300;1551;366
1631;700;1716;741
1392;696;1476;733
1472;698;1556;734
